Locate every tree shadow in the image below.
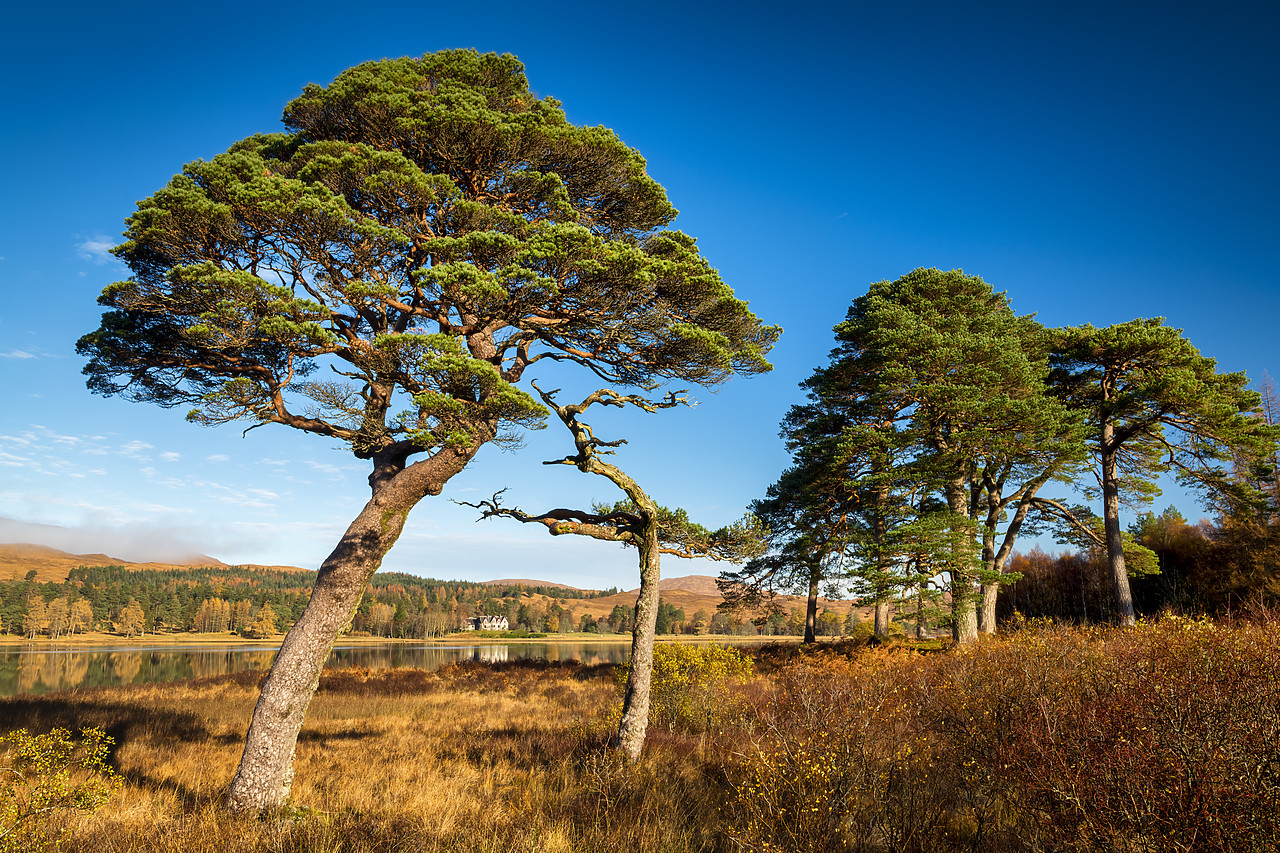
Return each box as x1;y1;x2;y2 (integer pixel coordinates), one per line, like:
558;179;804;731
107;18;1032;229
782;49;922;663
0;693;215;760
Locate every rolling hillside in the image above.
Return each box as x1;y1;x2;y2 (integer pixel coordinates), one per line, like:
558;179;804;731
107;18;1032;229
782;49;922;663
0;543;307;584
525;574;869;623
0;542;869;625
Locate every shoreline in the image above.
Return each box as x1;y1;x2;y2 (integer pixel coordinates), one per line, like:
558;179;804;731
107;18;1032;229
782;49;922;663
0;631;784;650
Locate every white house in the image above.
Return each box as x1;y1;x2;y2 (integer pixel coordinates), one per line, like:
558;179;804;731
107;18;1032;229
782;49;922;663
466;614;509;631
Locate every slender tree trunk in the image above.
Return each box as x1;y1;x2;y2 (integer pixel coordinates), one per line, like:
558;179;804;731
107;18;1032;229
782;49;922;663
945;477;979;644
873;482;892;637
979;492;1035;633
1100;433;1136;626
804;568;818;644
978;521;999;634
226;441;483;812
616;520;661;761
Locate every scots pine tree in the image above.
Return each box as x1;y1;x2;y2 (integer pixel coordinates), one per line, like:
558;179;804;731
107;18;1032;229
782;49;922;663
787;269;1076;642
1049;319;1279;625
464;382;764;759
78;51;776;810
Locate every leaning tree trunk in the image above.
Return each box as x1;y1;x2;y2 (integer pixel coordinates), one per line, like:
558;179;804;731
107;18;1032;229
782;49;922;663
1099;433;1136;627
978;473;1048;634
615;520;662;761
226;443;481;812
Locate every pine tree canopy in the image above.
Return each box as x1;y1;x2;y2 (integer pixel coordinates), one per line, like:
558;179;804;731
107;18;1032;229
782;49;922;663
78;50;779;464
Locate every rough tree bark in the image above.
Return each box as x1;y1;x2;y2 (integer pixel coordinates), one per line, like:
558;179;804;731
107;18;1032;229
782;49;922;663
874;601;891;636
226;439;486;811
803;571;819;644
1099;431;1136;627
945;476;979;644
615;519;661;760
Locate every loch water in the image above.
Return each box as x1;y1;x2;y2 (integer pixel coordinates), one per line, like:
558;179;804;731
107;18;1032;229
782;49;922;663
0;641;641;698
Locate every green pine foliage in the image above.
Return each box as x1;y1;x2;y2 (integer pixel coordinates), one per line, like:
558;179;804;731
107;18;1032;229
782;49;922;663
735;269;1280;634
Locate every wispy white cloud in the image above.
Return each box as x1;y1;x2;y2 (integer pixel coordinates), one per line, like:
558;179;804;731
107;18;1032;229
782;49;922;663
0;350;35;360
205;454;230;463
141;474;284;513
118;440;153;461
302;459;348;475
0;450;31;468
75;235;120;265
0;427;116;478
0;491;195;528
159;451;181;462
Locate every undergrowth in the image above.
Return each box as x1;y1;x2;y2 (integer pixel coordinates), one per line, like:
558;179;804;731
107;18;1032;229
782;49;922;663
0;617;1274;852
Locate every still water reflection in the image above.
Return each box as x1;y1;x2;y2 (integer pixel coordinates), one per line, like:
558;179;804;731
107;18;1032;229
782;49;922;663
0;641;638;698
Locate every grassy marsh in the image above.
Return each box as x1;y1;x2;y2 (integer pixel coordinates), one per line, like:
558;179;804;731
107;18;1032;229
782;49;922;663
2;618;1278;852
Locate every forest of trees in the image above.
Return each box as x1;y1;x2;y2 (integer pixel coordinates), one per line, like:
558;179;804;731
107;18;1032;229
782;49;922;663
0;562;855;641
720;270;1280;642
1;564;853;640
0;565;633;640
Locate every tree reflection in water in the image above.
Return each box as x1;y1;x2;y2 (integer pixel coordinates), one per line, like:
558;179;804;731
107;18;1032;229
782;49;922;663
109;652;143;684
0;641;663;698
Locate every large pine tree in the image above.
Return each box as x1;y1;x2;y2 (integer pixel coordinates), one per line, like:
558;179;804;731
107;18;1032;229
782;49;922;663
78;51;777;811
1050;319;1278;625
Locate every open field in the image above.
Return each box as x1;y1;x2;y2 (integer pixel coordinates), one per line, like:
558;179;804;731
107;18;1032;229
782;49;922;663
2;616;1279;853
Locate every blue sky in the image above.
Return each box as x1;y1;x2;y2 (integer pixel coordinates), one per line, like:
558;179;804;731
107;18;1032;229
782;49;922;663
1;1;1276;589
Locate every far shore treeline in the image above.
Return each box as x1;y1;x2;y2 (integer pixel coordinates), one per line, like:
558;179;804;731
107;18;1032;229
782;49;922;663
0;564;808;640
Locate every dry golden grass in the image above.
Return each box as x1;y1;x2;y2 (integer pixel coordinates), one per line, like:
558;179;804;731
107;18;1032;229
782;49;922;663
14;622;1270;853
1;660;731;853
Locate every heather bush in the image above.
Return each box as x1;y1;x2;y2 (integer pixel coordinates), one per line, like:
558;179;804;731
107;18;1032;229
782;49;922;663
994;617;1280;852
728;618;1280;852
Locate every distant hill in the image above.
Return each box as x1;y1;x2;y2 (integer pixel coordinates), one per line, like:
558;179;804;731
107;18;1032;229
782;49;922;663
0;543;870;625
481;578;587;592
658;575;722;596
0;543;307;584
555;574;870;623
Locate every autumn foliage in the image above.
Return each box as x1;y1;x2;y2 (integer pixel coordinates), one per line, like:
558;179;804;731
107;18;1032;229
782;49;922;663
1;622;1277;851
728;618;1280;852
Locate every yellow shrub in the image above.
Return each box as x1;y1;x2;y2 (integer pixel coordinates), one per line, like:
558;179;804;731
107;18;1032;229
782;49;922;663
618;643;754;732
0;727;121;853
